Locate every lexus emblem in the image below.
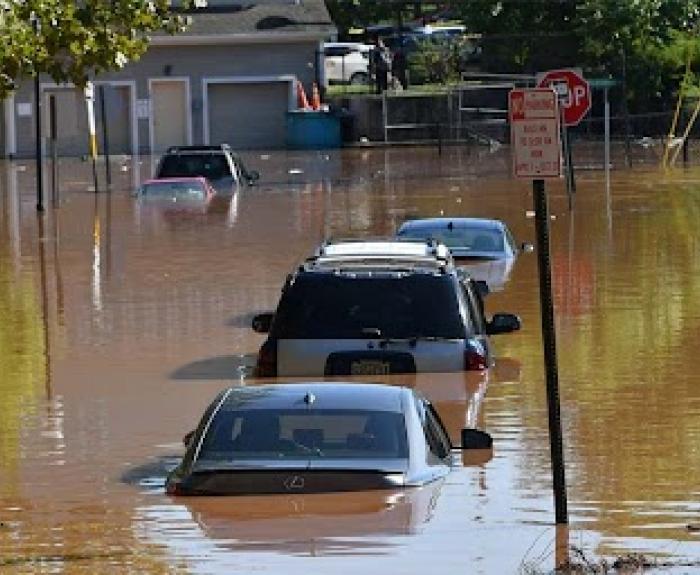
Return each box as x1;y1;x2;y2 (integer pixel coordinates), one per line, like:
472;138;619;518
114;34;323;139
283;475;305;490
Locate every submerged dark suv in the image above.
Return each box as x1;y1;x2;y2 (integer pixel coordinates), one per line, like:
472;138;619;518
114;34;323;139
155;145;259;194
252;240;521;377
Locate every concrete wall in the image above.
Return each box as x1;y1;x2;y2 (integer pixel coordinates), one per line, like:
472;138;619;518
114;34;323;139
7;40;321;157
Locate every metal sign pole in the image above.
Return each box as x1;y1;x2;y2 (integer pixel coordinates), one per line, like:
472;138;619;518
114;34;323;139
533;178;568;525
604;87;611;187
34;74;44;212
99;85;112;190
49;95;59;207
510;87;569;534
84;82;99;193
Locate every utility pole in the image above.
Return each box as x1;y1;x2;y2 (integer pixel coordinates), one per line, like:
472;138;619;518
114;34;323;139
32;13;44;212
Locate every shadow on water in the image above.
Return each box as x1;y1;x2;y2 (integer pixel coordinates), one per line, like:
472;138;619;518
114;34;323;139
170;354;257;380
121;455;181;491
226;311;267;328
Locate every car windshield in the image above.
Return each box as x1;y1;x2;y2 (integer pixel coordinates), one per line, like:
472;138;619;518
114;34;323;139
273;274;466;339
140;181;206;200
399;227;504;252
158;153;230;180
198;409;408;461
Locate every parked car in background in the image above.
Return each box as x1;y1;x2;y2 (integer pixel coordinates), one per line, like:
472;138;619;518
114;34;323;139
252;238;521;377
166;382;482;496
135;177;216;213
323;42;373;85
154;145;259;194
396;218;532;291
413;24;466;40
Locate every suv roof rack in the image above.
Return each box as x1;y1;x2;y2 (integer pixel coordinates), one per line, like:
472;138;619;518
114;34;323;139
165;144;231;154
300;259;450;276
314;237;453;264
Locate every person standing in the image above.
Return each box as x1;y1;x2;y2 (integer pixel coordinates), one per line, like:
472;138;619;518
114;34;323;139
373;38;390;94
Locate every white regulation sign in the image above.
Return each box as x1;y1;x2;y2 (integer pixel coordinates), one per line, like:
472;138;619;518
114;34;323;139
509;88;561;179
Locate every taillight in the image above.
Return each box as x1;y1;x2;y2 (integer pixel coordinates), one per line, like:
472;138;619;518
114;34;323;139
255;340;278;377
464;340;488;371
166;481;182;496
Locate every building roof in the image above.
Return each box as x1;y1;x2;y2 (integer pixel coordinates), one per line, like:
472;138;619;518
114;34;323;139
152;0;335;45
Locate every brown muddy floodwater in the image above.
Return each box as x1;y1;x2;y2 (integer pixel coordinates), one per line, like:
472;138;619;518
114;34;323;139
1;144;700;574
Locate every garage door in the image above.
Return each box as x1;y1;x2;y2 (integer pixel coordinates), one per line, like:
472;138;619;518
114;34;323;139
0;103;5;157
207;82;290;149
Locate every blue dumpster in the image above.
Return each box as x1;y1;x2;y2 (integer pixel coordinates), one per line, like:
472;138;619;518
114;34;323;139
286;111;341;149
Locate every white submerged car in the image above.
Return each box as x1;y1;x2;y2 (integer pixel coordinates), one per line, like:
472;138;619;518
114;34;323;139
397;218;533;291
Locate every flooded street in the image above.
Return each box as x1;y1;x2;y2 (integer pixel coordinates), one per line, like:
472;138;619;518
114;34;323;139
1;144;700;573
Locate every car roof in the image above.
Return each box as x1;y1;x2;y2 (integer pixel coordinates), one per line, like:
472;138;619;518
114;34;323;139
398;217;506;232
219;383;407;413
163;145;233;156
324;42;373;49
142;177;208;185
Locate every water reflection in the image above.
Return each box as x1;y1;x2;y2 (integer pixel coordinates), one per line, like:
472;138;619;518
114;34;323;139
139;481;443;558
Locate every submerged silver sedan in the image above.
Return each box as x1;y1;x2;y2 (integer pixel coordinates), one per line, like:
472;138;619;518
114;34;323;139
166;382;489;496
396;217;532;291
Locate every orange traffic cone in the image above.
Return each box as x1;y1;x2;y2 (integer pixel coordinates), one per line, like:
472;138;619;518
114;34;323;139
311;82;321;111
297;81;310;110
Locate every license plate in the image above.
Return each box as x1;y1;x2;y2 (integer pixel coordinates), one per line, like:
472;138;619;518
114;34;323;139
350;360;391;375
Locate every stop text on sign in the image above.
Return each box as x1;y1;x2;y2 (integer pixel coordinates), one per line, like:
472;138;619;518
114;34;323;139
509;88;561;179
536;68;592;126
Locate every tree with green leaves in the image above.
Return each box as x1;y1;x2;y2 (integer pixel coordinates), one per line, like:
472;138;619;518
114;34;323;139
576;0;700;112
453;0;700;112
0;0;202;97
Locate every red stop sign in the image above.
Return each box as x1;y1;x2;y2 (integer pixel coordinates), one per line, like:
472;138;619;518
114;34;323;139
537;69;591;126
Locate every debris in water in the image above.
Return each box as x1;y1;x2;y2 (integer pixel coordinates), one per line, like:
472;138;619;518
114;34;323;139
525;210;535;218
288;168;303;175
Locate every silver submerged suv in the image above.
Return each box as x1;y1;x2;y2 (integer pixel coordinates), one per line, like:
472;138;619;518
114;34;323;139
252;239;521;377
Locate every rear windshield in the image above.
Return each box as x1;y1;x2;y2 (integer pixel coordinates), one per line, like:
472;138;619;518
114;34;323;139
272;273;466;339
140;181;206;200
198;409;408;461
157;153;231;180
398;227;504;252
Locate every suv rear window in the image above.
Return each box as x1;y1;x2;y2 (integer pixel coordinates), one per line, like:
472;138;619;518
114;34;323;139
157;153;230;180
272;273;466;339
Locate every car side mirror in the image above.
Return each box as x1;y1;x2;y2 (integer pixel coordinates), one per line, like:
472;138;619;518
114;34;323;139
486;313;521;335
247;170;260;184
183;430;195;447
521;242;534;253
252;312;274;333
